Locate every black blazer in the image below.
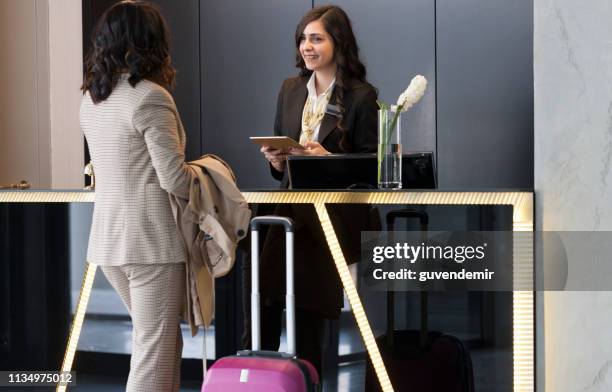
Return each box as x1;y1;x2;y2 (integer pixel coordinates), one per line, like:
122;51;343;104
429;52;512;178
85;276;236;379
260;75;378;318
270;75;378;185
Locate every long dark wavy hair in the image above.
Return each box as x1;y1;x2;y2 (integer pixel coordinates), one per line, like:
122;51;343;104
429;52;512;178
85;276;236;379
295;5;368;151
81;1;176;103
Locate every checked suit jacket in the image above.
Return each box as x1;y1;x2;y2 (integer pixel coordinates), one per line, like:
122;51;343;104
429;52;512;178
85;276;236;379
80;74;191;266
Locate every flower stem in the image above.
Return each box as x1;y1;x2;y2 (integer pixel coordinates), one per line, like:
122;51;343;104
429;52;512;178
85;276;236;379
378;107;402;185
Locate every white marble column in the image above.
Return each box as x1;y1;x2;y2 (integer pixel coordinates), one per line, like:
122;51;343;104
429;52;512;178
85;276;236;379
535;0;612;390
49;0;83;188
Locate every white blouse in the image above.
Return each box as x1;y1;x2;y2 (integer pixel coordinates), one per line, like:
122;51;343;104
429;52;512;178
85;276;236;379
299;73;336;145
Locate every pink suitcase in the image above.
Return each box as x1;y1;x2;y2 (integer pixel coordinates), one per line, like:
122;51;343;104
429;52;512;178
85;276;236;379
202;216;320;391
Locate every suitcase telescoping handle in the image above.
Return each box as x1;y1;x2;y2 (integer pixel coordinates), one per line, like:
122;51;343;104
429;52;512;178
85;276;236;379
250;216;296;356
385;209;429;348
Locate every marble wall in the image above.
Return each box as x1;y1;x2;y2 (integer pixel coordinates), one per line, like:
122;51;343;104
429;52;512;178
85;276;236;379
535;0;612;390
49;0;84;189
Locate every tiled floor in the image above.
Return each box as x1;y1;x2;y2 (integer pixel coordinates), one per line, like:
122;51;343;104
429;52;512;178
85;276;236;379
75;288;369;390
76;317;511;391
79;318;217;359
77;317;366;391
74;288;513;391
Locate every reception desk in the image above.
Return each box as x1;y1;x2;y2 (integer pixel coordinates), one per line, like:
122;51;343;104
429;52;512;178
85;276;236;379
0;190;534;392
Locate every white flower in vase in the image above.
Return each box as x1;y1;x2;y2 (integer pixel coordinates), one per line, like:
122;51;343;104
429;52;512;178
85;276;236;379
396;75;428;112
377;74;428;186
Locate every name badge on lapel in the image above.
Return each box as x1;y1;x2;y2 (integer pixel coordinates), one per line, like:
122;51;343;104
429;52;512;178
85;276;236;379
325;104;343;119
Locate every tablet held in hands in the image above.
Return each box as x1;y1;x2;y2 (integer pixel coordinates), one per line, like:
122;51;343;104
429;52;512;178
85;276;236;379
250;136;304;151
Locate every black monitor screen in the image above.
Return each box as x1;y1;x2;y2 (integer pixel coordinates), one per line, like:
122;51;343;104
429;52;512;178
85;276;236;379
287;153;436;190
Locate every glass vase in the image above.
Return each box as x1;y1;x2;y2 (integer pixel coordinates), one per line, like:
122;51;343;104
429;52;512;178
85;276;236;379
377;108;402;189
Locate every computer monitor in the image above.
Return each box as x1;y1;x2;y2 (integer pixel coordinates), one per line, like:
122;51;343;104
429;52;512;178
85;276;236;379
287;152;436;190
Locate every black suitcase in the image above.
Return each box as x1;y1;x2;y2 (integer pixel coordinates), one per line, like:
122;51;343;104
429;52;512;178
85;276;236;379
365;209;475;392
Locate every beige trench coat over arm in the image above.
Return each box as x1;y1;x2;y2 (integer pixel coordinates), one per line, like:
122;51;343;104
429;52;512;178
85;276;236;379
169;155;251;335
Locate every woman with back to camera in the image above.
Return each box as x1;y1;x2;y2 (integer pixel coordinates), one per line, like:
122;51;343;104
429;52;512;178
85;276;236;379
252;5;378;375
80;2;189;391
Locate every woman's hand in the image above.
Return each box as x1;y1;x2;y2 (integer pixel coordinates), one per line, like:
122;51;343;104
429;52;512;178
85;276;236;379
289;141;331;156
260;145;287;172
